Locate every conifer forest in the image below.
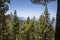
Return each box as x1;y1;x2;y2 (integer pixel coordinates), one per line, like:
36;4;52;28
0;0;56;40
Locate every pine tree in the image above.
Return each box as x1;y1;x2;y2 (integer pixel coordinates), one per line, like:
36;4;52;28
0;0;10;40
38;5;54;40
31;0;55;40
49;17;55;40
26;17;30;24
12;10;20;40
38;14;45;40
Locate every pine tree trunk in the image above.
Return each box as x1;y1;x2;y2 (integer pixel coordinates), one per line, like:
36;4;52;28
55;0;60;40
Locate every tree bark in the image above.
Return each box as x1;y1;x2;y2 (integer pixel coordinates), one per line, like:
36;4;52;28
55;0;60;40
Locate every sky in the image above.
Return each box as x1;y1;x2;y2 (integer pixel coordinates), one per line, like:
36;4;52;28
7;0;57;19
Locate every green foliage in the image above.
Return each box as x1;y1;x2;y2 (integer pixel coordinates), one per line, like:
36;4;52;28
26;17;30;24
5;9;55;40
12;10;20;40
0;0;10;40
0;0;55;40
31;0;55;40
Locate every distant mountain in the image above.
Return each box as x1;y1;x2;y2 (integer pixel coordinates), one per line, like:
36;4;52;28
18;17;38;21
18;17;26;21
18;17;56;27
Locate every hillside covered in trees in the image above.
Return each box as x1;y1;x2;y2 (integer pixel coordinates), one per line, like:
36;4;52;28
0;0;56;40
5;9;55;40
